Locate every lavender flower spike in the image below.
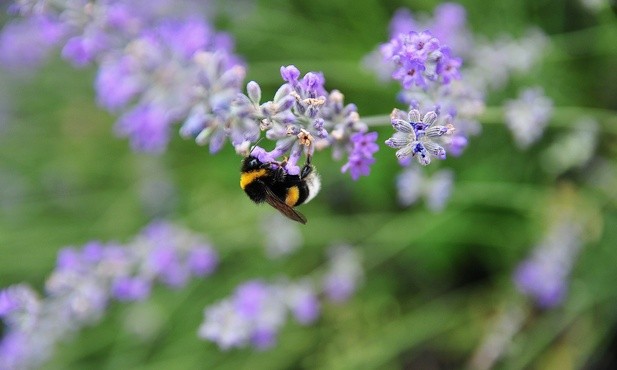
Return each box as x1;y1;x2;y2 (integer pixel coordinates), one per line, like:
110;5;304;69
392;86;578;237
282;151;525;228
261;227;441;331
0;221;219;369
341;131;379;180
380;30;462;89
504;87;554;149
199;278;321;351
323;245;364;303
385;108;455;166
513;219;583;308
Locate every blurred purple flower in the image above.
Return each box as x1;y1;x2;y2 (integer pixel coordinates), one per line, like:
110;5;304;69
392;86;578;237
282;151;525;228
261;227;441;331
112;277;152;302
504;87;553;149
396;166;454;211
323;245;363;303
0;221;219;369
199;278;321;350
116;104;174;153
188;246;219;277
0;15;65;69
513;220;583;308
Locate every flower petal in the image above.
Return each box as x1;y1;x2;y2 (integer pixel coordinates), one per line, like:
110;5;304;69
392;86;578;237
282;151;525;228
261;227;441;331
408;109;421;123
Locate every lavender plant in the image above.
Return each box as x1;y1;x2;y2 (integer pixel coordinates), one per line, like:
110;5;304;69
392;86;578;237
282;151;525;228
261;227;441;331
0;221;219;369
1;0;616;369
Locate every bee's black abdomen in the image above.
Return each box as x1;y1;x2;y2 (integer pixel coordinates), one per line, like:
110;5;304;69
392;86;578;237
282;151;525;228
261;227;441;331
244;181;268;203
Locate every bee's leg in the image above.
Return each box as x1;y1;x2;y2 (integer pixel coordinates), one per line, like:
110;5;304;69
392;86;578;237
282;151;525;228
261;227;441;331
269;156;288;181
300;154;313;178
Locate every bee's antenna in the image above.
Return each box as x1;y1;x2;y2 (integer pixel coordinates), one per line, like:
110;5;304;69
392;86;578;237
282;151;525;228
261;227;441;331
249;137;265;155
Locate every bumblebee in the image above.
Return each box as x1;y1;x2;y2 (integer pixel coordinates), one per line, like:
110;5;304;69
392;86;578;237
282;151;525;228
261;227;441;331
240;155;321;224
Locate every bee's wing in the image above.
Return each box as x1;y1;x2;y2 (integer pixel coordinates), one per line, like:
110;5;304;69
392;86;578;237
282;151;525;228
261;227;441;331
264;186;307;224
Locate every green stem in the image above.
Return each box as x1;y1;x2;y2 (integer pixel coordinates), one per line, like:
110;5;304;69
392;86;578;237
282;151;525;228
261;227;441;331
363;106;617;133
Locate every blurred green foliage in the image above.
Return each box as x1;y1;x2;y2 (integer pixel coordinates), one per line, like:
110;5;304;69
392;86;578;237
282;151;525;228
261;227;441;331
1;0;617;369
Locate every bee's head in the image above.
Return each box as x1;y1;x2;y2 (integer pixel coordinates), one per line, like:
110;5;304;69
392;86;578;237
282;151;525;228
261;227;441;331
242;155;267;171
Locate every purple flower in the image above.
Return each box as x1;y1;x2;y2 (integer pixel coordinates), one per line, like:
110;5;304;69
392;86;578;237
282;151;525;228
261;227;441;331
514;261;566;308
181;52;251;154
380;30;460;89
234;66;370;178
0;285;39;321
261;212;303;259
323;245;363;303
285;281;320;325
0;221;219;369
513;220;583;308
0;332;28;370
340;127;379;180
61;32;109;67
233;281;270;319
341;153;376;181
112;277;152;301
1;0;244;155
388;8;417;37
504;87;554;149
116;104;174;153
280;65;300;85
188;245;219;277
385;108;454;166
199;278;321;351
436;48;462;84
430;3;472;54
396;167;454;211
0;15;65;69
198;300;252;350
96;55;143;110
250;328;278;350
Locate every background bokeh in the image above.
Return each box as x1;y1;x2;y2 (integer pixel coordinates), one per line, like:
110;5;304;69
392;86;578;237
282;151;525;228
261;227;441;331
1;0;617;369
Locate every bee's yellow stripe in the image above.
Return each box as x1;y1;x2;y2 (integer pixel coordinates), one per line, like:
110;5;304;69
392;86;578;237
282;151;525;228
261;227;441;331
285;186;300;206
240;169;267;189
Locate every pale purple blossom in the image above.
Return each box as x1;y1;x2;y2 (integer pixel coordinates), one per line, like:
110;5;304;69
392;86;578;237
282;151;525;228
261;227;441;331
0;15;66;69
199;278;321;351
385;108;455;165
261;212;303;258
396;166;454;211
285;280;320;325
323;245;363;303
504;87;554;149
1;0;244;154
541;118;598;175
236;66;375;177
514;220;583;308
0;221;219;369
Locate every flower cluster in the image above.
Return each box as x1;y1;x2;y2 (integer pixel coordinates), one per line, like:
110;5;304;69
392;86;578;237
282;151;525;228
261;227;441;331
385;108;455;166
199;244;363;350
341;132;379;180
504;86;554;149
396;166;454;211
261;212;303;259
225;65;377;178
513;219;583;308
0;221;218;369
1;6;377;181
372;5;479;166
0;0;243;153
198;279;319;350
380;30;461;90
322;245;364;302
541;118;598;175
